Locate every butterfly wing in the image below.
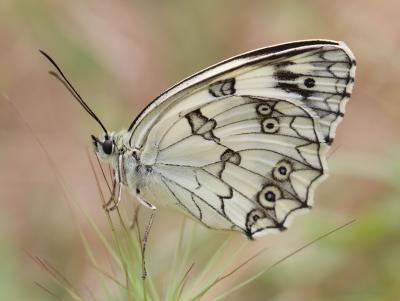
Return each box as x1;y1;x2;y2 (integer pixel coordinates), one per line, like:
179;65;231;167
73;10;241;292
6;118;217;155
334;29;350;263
129;40;356;239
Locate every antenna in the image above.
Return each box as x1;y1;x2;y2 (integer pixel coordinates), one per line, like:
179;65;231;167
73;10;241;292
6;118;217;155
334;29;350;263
39;50;109;136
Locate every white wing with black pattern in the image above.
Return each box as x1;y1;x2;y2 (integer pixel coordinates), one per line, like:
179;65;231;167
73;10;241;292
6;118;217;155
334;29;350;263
128;40;356;239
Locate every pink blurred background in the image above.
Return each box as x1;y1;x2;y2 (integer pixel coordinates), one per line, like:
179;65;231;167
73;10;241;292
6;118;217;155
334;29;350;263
0;1;399;300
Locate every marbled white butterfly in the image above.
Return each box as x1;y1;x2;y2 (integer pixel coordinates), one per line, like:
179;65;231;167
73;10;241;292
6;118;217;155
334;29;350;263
41;40;356;240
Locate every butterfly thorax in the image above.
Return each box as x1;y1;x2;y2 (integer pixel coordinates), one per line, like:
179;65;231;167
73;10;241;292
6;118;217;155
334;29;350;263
92;130;154;197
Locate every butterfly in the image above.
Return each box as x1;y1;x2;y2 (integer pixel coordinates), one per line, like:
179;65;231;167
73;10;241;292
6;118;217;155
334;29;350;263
41;39;356;240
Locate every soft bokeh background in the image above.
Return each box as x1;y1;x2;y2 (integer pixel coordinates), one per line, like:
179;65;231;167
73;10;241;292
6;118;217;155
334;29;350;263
0;0;399;300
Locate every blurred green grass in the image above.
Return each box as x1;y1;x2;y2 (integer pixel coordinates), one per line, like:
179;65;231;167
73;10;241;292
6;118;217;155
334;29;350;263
0;0;399;300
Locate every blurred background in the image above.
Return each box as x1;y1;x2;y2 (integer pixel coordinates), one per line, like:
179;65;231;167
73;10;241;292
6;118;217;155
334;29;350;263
0;0;399;300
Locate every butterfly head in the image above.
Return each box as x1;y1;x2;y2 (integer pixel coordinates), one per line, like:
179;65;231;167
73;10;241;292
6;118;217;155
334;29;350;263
91;133;117;160
91;130;131;162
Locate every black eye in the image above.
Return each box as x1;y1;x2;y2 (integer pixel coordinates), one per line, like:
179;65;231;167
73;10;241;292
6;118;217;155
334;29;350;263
102;140;113;155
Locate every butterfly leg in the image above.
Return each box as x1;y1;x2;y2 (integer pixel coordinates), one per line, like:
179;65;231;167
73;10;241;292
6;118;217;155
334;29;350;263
103;179;117;211
141;208;156;279
136;193;157;210
134;190;157;279
104;182;123;212
104;154;125;212
129;205;142;230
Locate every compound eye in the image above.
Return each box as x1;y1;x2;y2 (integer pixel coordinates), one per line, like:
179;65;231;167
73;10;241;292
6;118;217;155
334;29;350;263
102;139;113;155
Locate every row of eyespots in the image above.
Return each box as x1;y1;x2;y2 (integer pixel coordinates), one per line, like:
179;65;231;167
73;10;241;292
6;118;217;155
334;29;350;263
257;159;293;209
256;103;280;134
